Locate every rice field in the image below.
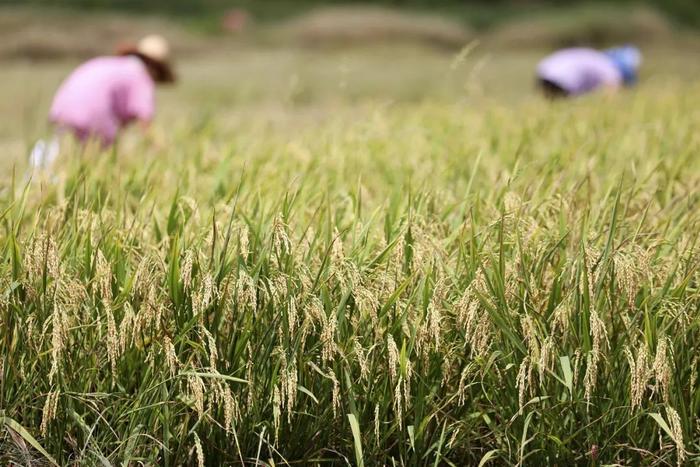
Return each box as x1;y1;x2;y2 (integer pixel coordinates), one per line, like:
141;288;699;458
1;40;700;465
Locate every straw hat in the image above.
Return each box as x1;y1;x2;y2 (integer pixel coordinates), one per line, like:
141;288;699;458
117;34;175;83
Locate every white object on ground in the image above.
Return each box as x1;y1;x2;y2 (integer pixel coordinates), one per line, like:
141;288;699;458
29;137;60;170
26;136;60;184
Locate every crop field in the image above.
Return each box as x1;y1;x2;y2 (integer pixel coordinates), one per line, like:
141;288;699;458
1;10;700;465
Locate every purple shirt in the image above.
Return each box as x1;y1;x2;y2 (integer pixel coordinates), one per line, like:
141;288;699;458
50;56;155;145
537;48;622;96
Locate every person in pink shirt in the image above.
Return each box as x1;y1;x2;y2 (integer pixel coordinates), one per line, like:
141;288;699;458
50;34;174;146
29;35;175;174
536;46;641;98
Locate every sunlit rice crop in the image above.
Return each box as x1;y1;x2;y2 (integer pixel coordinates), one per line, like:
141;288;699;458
1;83;699;465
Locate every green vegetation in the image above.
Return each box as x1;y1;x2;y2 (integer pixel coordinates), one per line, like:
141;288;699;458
1;70;700;464
7;0;700;29
1;4;700;464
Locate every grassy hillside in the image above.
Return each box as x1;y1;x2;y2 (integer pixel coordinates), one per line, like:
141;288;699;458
5;0;700;30
2;3;697;64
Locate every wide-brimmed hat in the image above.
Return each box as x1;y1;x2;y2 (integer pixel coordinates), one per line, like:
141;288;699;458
117;34;175;83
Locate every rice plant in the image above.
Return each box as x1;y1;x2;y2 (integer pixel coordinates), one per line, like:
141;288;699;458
1;84;699;465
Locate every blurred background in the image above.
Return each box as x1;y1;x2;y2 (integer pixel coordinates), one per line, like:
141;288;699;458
1;0;699;161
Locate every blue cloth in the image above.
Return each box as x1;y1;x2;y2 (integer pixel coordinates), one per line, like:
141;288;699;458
604;46;641;85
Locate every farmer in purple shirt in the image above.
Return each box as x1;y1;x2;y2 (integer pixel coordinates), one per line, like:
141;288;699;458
29;35;175;174
536;46;641;98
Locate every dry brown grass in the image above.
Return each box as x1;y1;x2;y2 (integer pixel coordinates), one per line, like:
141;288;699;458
0;7;206;60
276;5;473;49
485;5;674;49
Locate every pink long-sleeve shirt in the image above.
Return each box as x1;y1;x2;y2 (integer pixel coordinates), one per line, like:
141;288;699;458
537;48;622;96
49;56;155;145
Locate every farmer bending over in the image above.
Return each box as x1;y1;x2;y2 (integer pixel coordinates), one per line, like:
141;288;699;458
30;35;175;171
536;46;641;98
